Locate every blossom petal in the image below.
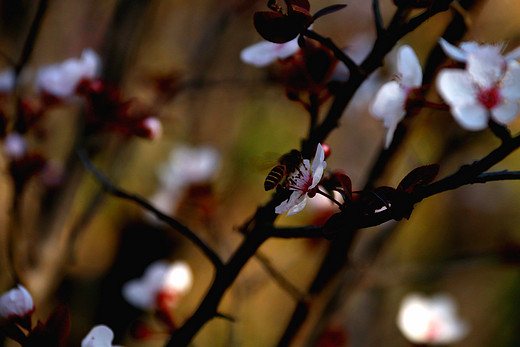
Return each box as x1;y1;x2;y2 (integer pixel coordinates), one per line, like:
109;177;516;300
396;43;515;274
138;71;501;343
310;144;327;188
370;81;407;123
436;69;477;106
505;45;520;61
452;104;489;130
81;325;115;347
275;191;306;215
0;285;34;319
384;122;398;149
501;61;520;100
466;45;505;88
286;194;308;216
240;39;299;67
491;100;519;124
439;38;467;62
398;45;422;87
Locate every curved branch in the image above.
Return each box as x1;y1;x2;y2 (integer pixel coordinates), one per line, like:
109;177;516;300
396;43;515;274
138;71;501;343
77;148;225;271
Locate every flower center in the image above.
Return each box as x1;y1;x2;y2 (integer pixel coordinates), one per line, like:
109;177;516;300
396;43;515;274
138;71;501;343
477;87;501;109
287;163;313;192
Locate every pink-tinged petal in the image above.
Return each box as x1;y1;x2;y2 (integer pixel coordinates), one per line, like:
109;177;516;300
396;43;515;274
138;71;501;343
81;325;115;347
466;46;505;88
370;81;407;122
452;104;489;130
501;61;520;100
310;144;327;188
310;143;325;173
240;39;299;67
398;45;422;87
0;285;34;319
275;191;305;215
436;69;477;106
439;39;468;62
505;45;520;61
491;100;519;124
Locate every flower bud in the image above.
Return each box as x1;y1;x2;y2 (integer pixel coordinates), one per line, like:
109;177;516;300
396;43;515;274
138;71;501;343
0;285;34;319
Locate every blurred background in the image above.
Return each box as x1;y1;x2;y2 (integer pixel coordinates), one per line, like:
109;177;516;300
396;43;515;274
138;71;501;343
0;0;520;346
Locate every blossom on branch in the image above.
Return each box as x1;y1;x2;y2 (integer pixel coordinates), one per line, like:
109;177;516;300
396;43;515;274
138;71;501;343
437;39;520;130
82;325;121;347
122;260;193;311
397;293;469;345
0;285;34;320
370;45;423;148
240;38;300;67
36;49;101;99
275;143;326;216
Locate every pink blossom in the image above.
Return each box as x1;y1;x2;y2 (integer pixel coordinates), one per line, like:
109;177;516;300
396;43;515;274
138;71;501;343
437;39;520;130
275;144;327;216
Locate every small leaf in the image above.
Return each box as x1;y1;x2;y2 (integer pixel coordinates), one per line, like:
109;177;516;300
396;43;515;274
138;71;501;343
398;164;440;193
334;171;352;201
287;0;310;11
313;4;347;20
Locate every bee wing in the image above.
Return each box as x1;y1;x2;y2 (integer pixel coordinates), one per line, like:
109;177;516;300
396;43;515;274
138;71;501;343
248;152;282;172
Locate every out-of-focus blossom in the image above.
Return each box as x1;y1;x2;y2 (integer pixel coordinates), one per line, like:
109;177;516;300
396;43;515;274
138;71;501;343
122;260;193;311
397;293;469;345
240;38;300;67
276;143;326;216
3;133;27;159
0;68;15;93
36;49;100;99
0;285;34;319
437;39;520;130
140;117;163;140
370;45;422;148
82;325;121;347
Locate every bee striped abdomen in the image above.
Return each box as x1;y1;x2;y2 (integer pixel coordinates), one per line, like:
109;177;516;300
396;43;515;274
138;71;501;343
264;165;286;191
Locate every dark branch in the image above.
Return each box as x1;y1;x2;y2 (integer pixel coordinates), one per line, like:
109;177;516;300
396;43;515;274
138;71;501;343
76;148;225;271
302;29;363;79
372;0;385;37
270;225;325;238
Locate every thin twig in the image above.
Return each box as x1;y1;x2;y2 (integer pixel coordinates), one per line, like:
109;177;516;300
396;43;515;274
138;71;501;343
77;148;224;271
372;0;385;37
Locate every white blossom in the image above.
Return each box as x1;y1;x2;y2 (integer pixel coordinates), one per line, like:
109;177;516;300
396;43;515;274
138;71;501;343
370;45;422;148
240;38;300;67
82;325;121;347
437;39;520;130
397;293;469;345
35;48;101;98
122;260;192;311
3;133;27;159
0;285;34;319
275;143;327;216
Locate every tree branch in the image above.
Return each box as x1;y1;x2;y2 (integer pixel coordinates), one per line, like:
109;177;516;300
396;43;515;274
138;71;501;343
76;148;225;271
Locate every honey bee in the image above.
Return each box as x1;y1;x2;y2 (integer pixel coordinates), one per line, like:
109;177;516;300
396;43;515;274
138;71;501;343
264;149;303;191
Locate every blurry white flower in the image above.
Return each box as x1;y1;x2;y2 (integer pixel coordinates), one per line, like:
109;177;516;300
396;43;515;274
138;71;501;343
122;260;192;311
240;38;300;67
397;293;469;345
36;48;100;98
275;143;327;216
82;325;121;347
437;39;520;130
3;133;27;159
141;117;163;140
370;45;422;148
0;285;34;319
0;69;15;93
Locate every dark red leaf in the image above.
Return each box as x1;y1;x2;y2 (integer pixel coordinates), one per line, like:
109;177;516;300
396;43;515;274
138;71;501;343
43;306;70;345
397;164;440;193
287;0;310;11
254;11;300;43
313;4;347;20
334;171;352;201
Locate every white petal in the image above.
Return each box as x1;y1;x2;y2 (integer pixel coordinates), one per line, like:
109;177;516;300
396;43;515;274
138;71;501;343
436;69;477;106
398;45;422;87
384;122;398;149
81;325;115;347
275;191;306;215
310;144;327;188
491;100;519;124
163;261;193;294
122;261;169;310
370;81;407;123
439;38;468;62
466;46;505;88
286;195;308;216
0;285;34;319
0;69;15;93
452;104;489;130
505;45;520;61
240;39;299;67
501;61;520;100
